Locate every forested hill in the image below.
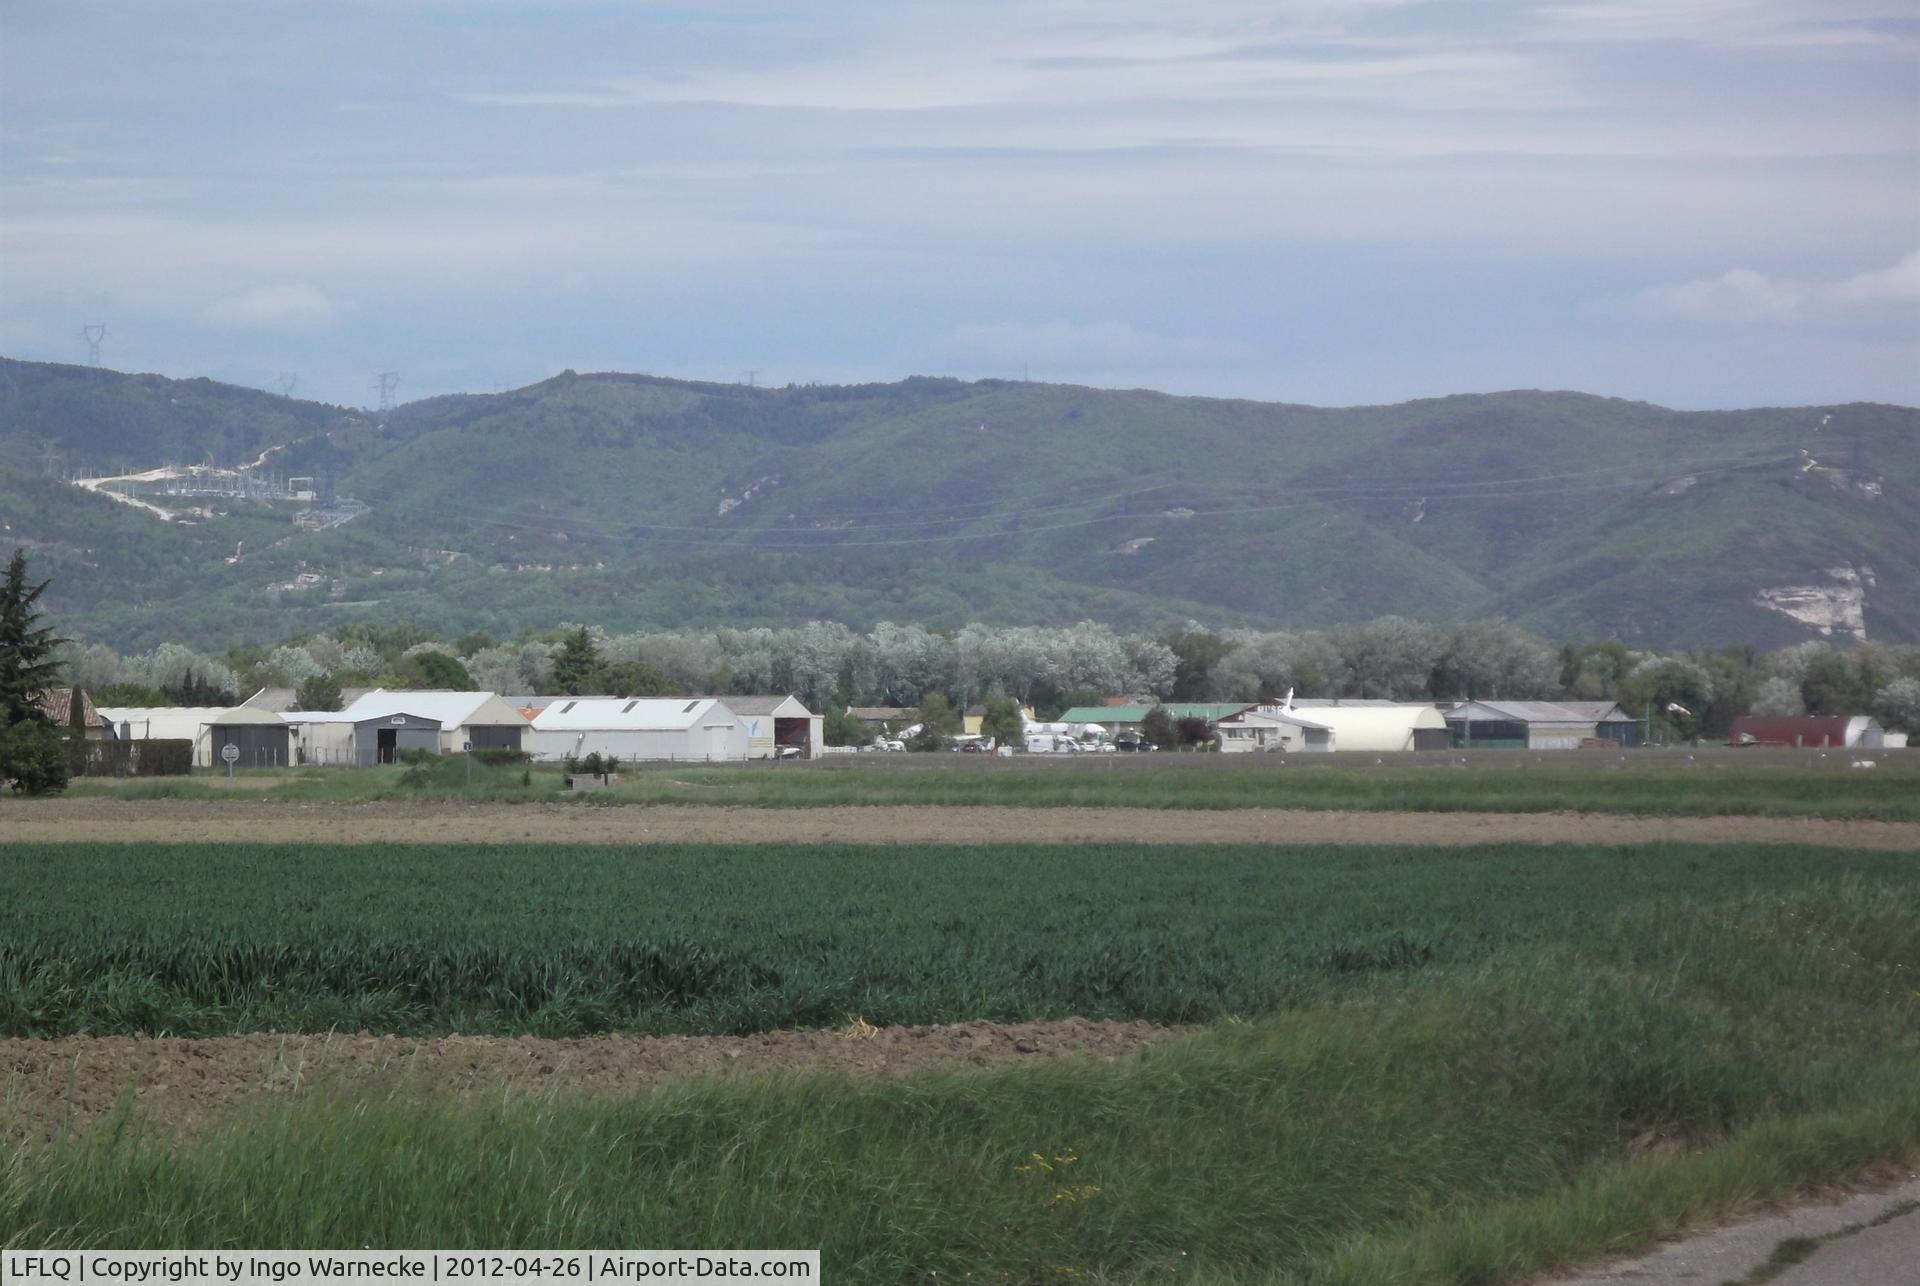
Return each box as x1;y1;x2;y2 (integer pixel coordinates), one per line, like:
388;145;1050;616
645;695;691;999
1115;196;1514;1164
3;357;1915;650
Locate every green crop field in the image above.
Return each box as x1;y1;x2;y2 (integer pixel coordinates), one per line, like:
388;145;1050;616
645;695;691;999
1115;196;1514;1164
5;840;1919;1038
46;748;1920;819
7;872;1919;1283
595;751;1920;818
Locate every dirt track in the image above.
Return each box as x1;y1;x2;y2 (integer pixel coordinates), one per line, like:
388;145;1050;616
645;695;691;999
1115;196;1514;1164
3;799;1919;848
3;1019;1174;1140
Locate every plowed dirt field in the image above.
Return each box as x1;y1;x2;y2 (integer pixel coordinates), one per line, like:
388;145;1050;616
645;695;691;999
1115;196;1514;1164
5;799;1918;848
4;1019;1176;1140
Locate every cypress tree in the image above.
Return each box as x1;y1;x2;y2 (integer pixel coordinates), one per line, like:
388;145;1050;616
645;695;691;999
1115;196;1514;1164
0;549;64;728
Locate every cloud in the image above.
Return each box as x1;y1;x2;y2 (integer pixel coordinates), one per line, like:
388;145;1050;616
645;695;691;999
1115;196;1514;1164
1639;251;1920;325
201;283;344;330
1536;1;1920;52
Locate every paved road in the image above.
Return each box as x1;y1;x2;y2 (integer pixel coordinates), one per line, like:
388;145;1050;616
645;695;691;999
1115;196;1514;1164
1550;1175;1920;1285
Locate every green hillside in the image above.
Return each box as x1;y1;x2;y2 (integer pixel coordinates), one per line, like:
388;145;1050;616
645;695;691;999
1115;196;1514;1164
3;358;1914;649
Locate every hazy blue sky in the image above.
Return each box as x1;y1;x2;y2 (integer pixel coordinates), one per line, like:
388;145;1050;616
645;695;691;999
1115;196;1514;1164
3;0;1915;408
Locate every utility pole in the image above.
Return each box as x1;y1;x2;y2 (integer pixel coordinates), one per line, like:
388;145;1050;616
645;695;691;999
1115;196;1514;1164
81;324;106;366
373;371;399;413
743;369;759;388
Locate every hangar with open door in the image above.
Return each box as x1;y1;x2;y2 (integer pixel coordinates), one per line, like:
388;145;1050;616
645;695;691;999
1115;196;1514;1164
722;695;823;759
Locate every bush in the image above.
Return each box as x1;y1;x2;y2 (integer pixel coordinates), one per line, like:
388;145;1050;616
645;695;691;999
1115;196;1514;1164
0;721;71;795
1140;706;1176;750
906;724;951;752
473;747;531;767
67;738;192;777
1175;716;1215;749
397;747;438;767
823;707;871;747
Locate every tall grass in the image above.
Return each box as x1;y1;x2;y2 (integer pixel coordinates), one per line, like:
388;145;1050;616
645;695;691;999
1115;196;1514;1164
64;759;562;803
50;750;1920;819
6;882;1918;1282
4;841;1919;1038
596;752;1920;819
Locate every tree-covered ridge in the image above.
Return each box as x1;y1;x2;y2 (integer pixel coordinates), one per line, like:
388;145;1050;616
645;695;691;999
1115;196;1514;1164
5;358;1916;649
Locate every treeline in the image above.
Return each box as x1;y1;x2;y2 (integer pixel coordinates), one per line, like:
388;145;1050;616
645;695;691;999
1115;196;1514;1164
58;618;1920;741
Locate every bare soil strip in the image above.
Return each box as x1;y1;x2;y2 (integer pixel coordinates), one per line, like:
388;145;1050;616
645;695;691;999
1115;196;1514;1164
2;799;1919;848
3;1019;1173;1140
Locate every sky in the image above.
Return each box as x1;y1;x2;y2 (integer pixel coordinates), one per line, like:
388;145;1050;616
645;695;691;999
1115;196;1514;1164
2;0;1916;410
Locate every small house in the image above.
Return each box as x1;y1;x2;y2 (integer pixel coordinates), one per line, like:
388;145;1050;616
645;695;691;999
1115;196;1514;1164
849;706;917;734
35;688;111;739
1217;706;1334;753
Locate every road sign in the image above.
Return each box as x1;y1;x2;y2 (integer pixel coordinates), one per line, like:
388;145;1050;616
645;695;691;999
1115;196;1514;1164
220;744;240;763
463;741;472;753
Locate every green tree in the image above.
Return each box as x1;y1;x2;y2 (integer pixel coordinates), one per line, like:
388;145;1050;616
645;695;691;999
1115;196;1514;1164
1872;678;1920;733
94;682;169;707
0;550;70;795
295;673;345;712
164;667;236;707
823;706;871;747
600;658;666;698
551;628;603;695
917;692;961;734
979;697;1025;747
908;692;960;751
398;650;475;691
1175;715;1216;749
1140;706;1176;749
1617;660;1713;742
1164;629;1233;701
0;721;68;795
0;549;64;728
1801;651;1870;716
65;681;88;774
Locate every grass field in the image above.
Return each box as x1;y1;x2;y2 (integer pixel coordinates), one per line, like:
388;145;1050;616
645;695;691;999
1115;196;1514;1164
4;840;1918;1038
9;764;1920;1279
6;878;1918;1283
44;747;1920;819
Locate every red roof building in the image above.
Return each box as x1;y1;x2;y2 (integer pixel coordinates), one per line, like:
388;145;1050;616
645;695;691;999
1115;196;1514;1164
1727;715;1883;749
